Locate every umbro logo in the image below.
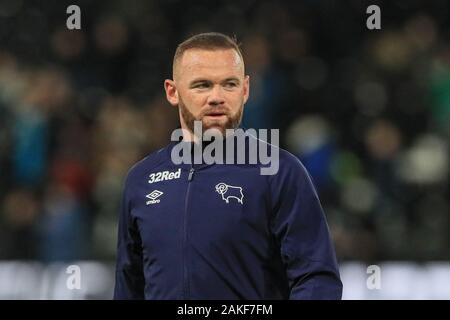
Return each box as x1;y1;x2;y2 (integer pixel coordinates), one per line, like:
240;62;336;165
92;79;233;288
146;190;163;205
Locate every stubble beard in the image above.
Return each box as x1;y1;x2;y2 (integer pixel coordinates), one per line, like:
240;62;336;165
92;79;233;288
178;96;244;138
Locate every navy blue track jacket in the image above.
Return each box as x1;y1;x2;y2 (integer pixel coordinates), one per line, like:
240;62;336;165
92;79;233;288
114;134;342;299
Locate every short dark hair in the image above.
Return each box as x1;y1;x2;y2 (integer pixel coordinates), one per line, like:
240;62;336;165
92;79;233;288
173;32;244;76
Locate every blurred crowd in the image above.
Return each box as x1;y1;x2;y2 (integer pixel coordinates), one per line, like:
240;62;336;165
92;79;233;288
0;0;448;262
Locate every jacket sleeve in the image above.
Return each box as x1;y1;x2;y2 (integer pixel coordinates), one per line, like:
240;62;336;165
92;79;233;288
269;152;342;300
113;174;145;299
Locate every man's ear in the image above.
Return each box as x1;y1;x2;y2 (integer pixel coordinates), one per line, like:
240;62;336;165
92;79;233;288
243;75;250;104
164;79;179;106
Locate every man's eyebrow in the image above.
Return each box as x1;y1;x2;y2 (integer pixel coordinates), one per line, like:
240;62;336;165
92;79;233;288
189;77;241;86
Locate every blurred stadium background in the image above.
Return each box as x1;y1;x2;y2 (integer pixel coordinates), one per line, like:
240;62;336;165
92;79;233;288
0;0;448;299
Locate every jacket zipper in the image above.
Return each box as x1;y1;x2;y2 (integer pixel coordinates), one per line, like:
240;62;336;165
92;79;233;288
188;167;195;181
183;167;195;299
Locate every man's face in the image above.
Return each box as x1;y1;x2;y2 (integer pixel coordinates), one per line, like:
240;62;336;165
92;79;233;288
165;48;249;138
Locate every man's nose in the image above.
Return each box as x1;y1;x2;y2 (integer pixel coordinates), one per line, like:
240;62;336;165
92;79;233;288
207;85;225;106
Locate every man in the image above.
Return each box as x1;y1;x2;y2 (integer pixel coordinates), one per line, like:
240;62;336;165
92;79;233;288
114;32;342;299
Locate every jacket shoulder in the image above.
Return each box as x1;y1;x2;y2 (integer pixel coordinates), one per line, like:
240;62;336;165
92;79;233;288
278;147;306;172
124;144;171;184
265;144;311;186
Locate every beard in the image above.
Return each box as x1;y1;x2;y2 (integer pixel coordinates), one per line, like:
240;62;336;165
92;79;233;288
178;96;243;137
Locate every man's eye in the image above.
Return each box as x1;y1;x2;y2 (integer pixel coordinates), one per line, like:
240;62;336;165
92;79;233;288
195;83;209;89
224;82;237;88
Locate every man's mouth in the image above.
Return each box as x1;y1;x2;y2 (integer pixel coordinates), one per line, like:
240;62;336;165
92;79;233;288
204;111;227;118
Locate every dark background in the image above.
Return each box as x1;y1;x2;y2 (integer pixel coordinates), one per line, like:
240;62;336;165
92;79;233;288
0;0;448;265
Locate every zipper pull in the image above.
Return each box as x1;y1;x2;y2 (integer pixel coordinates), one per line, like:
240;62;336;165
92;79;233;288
188;167;195;181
